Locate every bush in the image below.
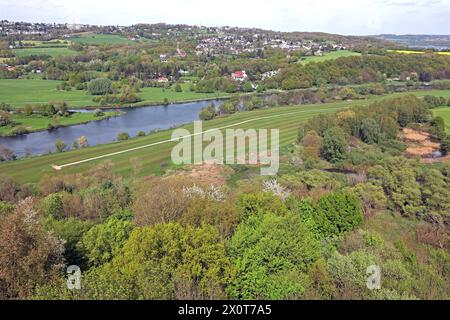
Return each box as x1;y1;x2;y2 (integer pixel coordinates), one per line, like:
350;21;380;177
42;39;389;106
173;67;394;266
54;140;67;153
93;109;104;117
321;127;348;162
0;110;11;127
199;103;216;120
87;78;112;95
41;193;65;219
77;216;133;267
313;192;363;237
116;132;130;141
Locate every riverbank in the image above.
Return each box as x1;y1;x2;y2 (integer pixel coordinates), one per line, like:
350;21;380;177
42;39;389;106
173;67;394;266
0;111;120;137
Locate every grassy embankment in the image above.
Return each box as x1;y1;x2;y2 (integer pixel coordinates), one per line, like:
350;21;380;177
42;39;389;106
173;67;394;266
1;89;449;183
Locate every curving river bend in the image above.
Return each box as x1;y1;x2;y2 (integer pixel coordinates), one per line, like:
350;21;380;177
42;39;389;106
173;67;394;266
0;100;223;158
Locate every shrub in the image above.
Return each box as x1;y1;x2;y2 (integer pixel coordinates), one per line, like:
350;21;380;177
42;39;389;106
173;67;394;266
314;192;363;237
116;132;130;141
321;127;348;162
54;140;67;153
93;109;104;117
87;78;112;95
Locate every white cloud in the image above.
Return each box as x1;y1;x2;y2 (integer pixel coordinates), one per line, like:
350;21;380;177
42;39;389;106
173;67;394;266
1;0;449;34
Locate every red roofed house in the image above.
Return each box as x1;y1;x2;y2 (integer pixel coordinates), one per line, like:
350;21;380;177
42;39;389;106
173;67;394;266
157;76;169;83
232;70;248;82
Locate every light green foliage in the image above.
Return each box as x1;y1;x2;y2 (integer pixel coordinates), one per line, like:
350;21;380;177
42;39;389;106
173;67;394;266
87;78;112;95
321;127;348;162
77;216;133;267
419;169;450;217
81;223;232;299
314;192;363;238
360;118;381;144
41;192;65;219
368;157;424;217
350;182;388;213
0;201;15;216
44;216;94;266
238;192;288;220
116;132;130;141
199;104;216;120
226;212;322;299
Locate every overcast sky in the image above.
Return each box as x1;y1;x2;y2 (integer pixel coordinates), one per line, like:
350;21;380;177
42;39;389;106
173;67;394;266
1;0;449;35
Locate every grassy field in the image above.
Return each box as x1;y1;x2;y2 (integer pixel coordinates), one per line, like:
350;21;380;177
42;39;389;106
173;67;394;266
138;84;229;103
3;90;450;183
0;79;97;108
0;111;117;136
13;47;77;57
67;33;140;45
388;50;450;56
299;50;361;64
433;106;450;132
0;79;229;109
4;78;449;110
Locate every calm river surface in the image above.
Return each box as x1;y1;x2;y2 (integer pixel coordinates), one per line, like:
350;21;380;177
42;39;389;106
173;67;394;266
0;100;223;158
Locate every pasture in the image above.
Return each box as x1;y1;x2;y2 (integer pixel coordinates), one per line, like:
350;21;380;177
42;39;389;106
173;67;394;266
299;50;361;64
0;79;98;108
13;47;77;57
67;33;140;45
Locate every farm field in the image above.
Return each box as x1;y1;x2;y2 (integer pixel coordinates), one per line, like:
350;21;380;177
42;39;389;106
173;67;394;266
67;33;143;45
299;50;361;64
0;111;117;136
0;79;229;109
388;49;450;56
3;90;449;183
12;47;77;57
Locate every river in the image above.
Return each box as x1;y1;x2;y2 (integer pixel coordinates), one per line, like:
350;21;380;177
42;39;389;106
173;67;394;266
0;100;223;158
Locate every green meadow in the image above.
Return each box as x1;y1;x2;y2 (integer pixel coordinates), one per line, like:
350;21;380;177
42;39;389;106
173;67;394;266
0;79;98;108
67;33;141;45
12;47;77;57
299;50;361;64
3;90;449;183
0;79;229;109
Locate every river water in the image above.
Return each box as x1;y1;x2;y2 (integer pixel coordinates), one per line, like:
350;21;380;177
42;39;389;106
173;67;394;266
0;100;223;158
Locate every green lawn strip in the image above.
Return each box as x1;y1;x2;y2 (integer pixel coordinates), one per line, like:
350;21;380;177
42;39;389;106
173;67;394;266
13;47;77;57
